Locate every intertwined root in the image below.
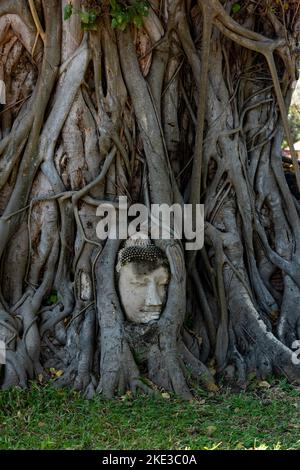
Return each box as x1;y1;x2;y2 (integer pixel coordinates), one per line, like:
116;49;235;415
1;0;300;397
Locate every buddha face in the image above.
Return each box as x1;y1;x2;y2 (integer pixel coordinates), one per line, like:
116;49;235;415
118;261;169;324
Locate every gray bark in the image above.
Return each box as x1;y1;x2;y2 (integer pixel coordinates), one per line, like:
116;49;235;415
1;0;300;397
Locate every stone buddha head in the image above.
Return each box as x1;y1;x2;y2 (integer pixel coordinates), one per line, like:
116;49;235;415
116;237;170;324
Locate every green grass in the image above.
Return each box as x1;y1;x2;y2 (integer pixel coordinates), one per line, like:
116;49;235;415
0;379;300;450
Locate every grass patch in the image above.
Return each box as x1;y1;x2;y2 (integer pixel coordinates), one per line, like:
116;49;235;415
0;379;300;450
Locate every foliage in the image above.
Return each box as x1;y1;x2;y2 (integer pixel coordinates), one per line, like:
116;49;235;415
63;1;149;31
110;0;149;31
0;380;300;450
79;10;99;30
45;291;58;306
64;3;73;21
231;0;295;19
231;3;241;15
64;2;100;30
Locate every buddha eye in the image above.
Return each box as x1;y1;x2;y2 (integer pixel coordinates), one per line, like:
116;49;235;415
130;281;145;287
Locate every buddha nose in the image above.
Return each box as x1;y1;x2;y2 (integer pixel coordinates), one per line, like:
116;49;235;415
145;280;162;308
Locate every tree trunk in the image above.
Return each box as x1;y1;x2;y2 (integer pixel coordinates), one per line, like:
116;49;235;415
1;0;300;398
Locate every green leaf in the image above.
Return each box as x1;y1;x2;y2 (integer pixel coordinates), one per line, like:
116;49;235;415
109;0;148;31
78;9;99;29
135;1;148;16
231;3;241;14
79;11;92;24
111;18;118;28
111;18;118;29
64;3;73;21
110;0;122;16
88;10;98;23
46;291;58;305
133;15;143;28
82;22;98;30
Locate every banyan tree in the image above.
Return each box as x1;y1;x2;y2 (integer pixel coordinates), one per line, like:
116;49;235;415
1;0;300;399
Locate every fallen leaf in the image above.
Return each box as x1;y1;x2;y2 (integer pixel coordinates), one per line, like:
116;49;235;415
236;442;245;449
258;380;271;389
206;425;217;436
